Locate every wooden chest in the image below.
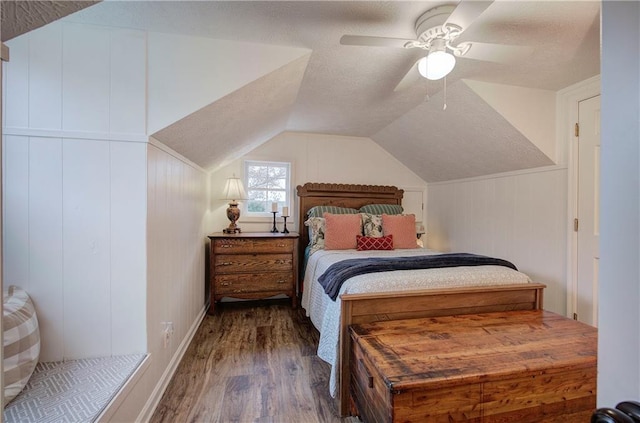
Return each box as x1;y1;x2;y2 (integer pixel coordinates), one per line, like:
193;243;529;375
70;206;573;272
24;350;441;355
349;310;597;423
208;232;299;313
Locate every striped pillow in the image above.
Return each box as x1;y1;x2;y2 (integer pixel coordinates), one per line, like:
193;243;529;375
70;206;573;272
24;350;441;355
307;205;358;218
359;204;404;215
3;286;40;404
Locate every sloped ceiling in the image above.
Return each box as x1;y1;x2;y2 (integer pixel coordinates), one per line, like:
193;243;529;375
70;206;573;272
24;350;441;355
372;81;553;182
11;1;600;182
1;1;99;41
153;55;311;171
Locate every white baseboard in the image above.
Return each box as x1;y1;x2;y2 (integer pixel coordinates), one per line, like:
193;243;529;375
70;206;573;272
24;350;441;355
137;305;208;422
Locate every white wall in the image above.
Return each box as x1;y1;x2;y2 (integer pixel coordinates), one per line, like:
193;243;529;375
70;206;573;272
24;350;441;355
598;1;640;407
109;141;209;422
209;131;428;234
2;20;213;419
427;166;568;315
2;21;148;361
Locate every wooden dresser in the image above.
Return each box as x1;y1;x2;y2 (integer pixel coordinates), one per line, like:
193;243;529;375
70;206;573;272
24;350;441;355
208;232;299;313
350;310;597;423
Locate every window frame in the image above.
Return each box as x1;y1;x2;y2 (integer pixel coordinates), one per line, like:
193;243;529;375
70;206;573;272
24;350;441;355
243;160;292;219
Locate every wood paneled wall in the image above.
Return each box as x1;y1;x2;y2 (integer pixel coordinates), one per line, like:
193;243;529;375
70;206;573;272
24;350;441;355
427;166;568;315
2;21;148;361
118;142;209;422
3;135;147;360
210;131;428;234
3;20;216;420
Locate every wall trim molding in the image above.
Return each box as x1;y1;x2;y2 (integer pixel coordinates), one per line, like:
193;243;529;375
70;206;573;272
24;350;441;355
148;137;208;174
557;75;601;321
137;305;207;422
427;164;568;187
2;127;148;143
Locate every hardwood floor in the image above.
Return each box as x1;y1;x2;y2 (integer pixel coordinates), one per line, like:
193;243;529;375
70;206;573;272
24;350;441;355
150;300;360;423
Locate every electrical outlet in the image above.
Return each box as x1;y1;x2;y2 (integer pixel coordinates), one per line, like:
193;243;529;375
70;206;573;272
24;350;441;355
161;322;174;349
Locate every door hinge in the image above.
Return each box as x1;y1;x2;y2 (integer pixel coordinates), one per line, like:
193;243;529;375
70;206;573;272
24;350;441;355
574;218;579;232
575;123;579;137
573;313;578;321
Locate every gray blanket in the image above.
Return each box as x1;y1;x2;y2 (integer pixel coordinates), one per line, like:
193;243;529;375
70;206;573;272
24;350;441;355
318;253;518;301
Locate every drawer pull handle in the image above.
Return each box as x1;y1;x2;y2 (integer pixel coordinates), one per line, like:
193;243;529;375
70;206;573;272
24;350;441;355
220;262;233;266
277;280;285;284
359;359;374;389
220;244;232;248
275;260;287;265
276;243;286;247
221;282;230;286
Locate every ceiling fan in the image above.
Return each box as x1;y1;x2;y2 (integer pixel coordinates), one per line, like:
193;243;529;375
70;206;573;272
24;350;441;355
340;1;531;91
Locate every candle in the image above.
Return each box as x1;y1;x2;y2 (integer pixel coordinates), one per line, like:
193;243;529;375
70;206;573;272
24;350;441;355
282;206;289;216
271;202;278;212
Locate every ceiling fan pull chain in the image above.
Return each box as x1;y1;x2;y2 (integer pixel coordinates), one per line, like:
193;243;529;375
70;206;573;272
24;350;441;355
424;79;430;103
443;76;447;110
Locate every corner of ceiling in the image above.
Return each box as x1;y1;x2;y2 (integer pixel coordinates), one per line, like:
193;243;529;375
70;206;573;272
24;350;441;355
152;53;311;172
462;79;557;163
370;80;554;182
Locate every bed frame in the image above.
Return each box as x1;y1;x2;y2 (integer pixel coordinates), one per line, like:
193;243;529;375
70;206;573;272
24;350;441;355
296;182;546;416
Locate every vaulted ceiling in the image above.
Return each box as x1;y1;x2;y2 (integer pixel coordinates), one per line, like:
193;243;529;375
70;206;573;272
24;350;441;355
2;1;600;182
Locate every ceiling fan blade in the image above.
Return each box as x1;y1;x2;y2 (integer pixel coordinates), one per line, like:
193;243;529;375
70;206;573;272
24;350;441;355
393;60;423;92
460;42;535;64
340;35;414;48
444;1;493;33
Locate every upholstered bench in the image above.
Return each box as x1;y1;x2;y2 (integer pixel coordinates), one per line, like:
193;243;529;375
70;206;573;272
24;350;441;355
4;354;146;423
3;287;148;422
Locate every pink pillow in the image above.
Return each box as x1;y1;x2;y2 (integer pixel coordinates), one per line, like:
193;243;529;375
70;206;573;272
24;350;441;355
357;235;394;251
382;214;419;249
323;213;362;250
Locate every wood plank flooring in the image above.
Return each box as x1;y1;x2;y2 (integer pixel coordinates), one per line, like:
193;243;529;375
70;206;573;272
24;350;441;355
150;300;359;423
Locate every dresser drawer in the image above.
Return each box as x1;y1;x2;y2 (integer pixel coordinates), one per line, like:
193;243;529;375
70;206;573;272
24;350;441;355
208;232;299;313
213;238;294;254
214;272;293;295
213;254;292;273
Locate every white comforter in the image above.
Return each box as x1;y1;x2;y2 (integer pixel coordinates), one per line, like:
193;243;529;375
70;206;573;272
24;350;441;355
301;248;531;397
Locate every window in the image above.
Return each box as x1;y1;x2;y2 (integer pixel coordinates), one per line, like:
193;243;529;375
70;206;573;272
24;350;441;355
244;160;291;216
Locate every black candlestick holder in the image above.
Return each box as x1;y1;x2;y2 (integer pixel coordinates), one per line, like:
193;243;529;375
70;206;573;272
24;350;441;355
282;216;290;234
270;211;279;233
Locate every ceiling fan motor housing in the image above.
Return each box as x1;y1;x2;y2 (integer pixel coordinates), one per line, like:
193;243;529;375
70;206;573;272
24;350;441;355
415;5;461;47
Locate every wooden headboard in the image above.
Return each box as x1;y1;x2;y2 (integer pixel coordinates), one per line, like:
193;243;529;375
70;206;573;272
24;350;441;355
296;182;404;273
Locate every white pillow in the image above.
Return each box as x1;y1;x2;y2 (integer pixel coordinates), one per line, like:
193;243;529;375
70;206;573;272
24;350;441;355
3;286;40;405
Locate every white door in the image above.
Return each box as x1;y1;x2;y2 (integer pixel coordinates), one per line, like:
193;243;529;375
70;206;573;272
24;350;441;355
576;95;601;326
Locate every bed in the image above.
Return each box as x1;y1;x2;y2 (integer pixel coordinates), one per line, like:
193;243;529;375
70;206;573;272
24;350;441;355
296;182;546;416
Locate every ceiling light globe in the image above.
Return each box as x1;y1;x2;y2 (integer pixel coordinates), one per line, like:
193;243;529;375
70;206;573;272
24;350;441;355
417;51;456;80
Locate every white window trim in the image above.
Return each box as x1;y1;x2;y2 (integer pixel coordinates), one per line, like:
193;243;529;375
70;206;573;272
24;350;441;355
242;160;292;220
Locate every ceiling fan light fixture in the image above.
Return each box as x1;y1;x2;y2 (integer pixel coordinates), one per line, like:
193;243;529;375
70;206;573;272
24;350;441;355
418;50;456;80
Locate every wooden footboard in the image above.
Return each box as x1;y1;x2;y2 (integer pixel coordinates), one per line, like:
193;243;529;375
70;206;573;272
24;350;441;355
338;282;546;416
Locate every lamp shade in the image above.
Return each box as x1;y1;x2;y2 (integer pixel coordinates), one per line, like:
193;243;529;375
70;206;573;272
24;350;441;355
221;176;247;202
417;50;456;81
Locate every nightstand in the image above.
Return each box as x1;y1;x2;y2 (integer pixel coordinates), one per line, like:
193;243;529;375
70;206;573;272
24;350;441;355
208;232;299;313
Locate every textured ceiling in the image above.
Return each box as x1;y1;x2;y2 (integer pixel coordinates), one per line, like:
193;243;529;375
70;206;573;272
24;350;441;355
1;1;99;41
372;81;554;182
153;55;311;171
14;1;600;181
